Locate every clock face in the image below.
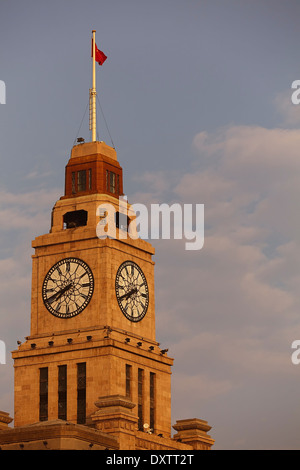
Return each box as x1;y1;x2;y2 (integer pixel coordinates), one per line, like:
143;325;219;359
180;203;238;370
42;258;94;318
115;261;149;322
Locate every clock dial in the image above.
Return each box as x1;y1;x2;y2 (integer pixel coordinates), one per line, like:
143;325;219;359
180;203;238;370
42;258;94;318
115;261;149;322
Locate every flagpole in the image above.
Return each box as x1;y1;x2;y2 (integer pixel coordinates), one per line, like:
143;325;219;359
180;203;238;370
91;30;97;142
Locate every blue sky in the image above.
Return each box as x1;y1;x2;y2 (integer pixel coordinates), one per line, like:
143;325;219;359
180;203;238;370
1;0;300;449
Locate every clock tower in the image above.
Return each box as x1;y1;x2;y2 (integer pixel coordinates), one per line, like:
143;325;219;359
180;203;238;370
7;140;215;450
0;33;215;450
13;140;169;432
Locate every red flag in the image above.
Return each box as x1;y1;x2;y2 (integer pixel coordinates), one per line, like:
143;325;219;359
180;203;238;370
95;44;107;65
91;39;107;65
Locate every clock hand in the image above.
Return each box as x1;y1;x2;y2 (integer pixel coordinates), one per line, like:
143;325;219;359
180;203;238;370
55;283;73;301
47;283;73;304
119;287;138;301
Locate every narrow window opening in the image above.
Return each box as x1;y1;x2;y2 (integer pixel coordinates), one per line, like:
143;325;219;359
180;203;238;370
110;171;116;193
138;368;144;431
58;365;67;420
77;170;86;192
106;170;109;191
88;168;92;190
126;364;132;399
77;363;86;424
106;170;120;195
150;372;155;431
39;367;48;422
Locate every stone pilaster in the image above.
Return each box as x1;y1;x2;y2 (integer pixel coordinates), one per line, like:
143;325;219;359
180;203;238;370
91;395;138;450
172;418;215;450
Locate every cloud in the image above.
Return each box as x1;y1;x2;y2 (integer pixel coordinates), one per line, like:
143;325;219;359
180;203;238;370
128;124;300;444
0;187;61;259
183;125;300;246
